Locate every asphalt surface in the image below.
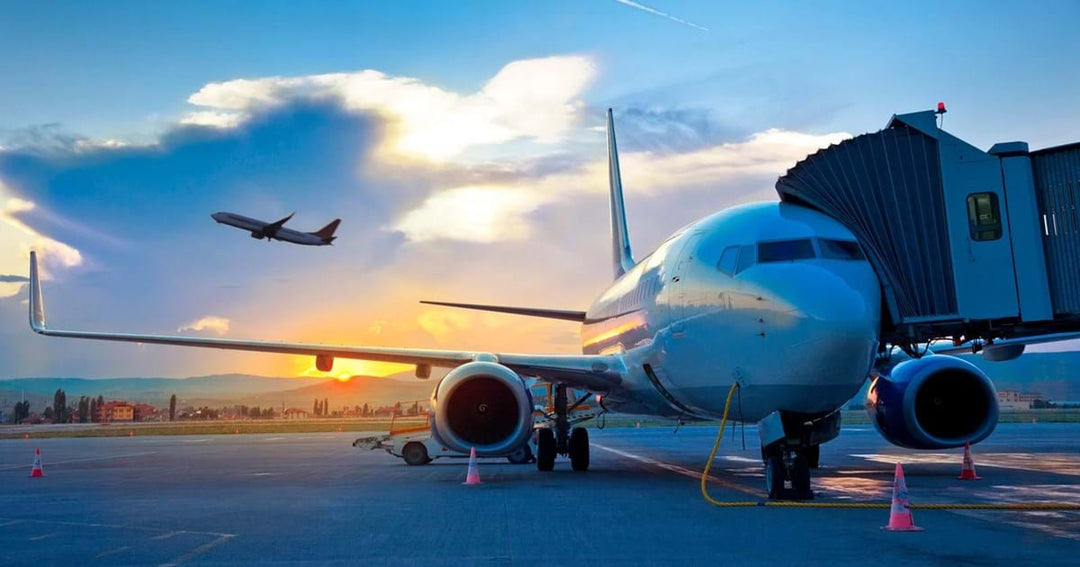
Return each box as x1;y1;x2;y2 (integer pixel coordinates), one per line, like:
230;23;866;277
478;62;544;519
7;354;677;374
2;423;1079;566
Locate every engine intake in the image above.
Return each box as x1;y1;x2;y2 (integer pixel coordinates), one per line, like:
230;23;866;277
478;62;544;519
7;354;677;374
866;355;998;449
430;361;533;456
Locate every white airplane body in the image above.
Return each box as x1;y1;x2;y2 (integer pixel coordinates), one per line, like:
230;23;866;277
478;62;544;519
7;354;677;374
211;211;340;246
27;109;1078;499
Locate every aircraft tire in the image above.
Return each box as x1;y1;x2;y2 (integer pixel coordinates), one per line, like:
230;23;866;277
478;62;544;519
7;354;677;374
765;454;786;499
790;453;812;498
507;443;533;464
569;427;590;471
537;429;556;471
806;444;820;469
402;442;431;466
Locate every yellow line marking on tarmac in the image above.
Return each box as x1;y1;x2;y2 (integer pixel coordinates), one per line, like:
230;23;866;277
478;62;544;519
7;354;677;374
592;443;767;498
0;452;156;471
159;534;236;567
95;546;131;559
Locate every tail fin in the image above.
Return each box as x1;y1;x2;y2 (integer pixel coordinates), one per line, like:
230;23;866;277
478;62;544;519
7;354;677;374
311;219;341;240
607;109;635;279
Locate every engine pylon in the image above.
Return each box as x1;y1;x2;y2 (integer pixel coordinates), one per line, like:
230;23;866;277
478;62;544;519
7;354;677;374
958;442;981;480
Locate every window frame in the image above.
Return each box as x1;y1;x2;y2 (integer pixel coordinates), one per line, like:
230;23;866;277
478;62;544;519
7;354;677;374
966;192;1003;242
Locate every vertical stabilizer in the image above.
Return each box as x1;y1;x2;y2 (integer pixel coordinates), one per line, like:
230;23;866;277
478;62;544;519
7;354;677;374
607;109;635;279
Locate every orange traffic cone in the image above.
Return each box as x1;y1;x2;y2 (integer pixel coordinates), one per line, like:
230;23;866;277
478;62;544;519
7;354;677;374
24;433;28;440
882;463;922;531
129;431;134;437
29;448;44;478
463;447;482;485
958;442;980;480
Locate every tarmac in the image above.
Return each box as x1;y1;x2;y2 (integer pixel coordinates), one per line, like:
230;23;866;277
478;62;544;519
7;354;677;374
2;423;1079;566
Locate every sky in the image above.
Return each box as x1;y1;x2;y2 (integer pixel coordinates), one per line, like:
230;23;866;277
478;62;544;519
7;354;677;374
1;1;1079;379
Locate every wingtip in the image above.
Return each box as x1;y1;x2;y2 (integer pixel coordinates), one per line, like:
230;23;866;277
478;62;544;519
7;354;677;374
28;251;46;333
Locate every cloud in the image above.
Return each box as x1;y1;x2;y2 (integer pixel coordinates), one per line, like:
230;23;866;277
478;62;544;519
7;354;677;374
185;55;596;161
0;274;29;282
392;185;550;243
391;128;849;243
0;183;83;292
178;315;230;335
614;0;709;32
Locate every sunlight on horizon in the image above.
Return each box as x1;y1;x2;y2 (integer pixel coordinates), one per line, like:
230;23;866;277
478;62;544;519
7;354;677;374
293;357;416;380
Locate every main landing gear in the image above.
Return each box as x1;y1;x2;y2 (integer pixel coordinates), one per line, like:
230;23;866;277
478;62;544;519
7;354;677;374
536;384;590;472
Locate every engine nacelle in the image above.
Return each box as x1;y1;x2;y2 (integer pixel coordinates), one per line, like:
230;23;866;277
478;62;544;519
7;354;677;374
866;355;998;449
429;361;533;456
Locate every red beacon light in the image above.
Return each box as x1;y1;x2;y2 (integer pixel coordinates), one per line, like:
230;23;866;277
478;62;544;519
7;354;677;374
936;101;947;114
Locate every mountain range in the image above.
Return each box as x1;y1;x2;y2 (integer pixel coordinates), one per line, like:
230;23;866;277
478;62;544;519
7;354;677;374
2;350;1079;413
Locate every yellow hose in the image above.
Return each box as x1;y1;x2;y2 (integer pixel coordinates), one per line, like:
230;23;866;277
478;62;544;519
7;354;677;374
700;382;1080;511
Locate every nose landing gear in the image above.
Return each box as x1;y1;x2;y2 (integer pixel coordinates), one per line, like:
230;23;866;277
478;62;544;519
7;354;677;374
763;445;815;500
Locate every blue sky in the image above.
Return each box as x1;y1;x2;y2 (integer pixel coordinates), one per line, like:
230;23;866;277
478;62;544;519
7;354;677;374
1;1;1078;378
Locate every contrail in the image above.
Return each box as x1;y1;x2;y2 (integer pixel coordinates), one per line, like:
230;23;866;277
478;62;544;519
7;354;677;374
614;0;709;32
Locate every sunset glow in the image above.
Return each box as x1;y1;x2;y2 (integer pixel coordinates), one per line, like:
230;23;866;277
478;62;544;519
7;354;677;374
295;358;416;380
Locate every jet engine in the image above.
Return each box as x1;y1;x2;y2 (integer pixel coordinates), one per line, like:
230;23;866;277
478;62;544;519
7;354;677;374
866;355;998;449
429;361;534;456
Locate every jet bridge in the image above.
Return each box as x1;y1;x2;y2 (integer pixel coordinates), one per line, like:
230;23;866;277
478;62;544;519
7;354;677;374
776;109;1080;350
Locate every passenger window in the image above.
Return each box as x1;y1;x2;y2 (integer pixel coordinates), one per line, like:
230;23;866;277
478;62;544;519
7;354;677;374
758;239;816;263
735;244;756;274
818;239;865;260
717;246;740;275
966;192;1002;241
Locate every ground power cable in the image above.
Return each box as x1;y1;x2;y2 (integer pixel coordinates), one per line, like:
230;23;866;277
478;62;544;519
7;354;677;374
699;382;1080;511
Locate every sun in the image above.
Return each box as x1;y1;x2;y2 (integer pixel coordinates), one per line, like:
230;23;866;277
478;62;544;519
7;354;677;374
293;357;416;380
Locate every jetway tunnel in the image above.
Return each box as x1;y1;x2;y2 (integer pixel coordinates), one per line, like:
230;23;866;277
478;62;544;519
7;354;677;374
775;109;1080;349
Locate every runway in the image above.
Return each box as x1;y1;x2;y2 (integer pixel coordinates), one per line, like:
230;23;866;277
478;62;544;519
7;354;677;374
2;423;1079;566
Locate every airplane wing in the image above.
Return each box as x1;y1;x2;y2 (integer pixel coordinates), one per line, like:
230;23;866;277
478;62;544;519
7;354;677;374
27;253;622;392
266;212;295;231
927;332;1080;357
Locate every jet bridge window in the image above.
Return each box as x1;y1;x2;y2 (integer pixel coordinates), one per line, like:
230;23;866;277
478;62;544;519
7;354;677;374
818;239;865;260
966;192;1002;241
757;239;816;263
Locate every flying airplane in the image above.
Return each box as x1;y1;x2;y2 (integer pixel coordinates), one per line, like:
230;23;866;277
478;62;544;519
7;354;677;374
211;211;341;245
26;110;1080;499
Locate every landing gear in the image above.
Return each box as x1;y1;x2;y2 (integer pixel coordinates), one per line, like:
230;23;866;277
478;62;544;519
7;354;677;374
569;427;590;471
536;384;592;472
761;445;814;500
402;442;431;466
536;428;556;471
507;443;533;464
805;444;820;469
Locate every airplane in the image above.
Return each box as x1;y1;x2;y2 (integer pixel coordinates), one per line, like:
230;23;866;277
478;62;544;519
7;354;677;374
26;109;1080;499
211;211;341;246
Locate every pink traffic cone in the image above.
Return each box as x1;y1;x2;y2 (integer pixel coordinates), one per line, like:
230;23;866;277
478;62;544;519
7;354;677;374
882;463;922;531
463;447;482;485
30;448;44;478
958;442;980;480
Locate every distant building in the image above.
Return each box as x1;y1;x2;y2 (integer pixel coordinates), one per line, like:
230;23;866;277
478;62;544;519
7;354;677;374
283;408;308;420
998;390;1043;410
98;402;135;422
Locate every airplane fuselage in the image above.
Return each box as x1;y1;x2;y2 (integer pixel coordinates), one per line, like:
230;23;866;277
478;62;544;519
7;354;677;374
581;201;882;422
211;212;332;246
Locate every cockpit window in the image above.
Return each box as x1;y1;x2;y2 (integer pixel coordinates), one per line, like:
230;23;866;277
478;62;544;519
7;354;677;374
758;239;815;263
717;246;740;275
818;239;865;260
735;244;755;274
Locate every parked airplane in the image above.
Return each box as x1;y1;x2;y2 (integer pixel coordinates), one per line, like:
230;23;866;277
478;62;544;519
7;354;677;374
27;110;1080;499
211;211;341;245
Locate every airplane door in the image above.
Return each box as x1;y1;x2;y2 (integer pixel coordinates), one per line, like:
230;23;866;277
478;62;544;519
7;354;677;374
668;231;705;334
